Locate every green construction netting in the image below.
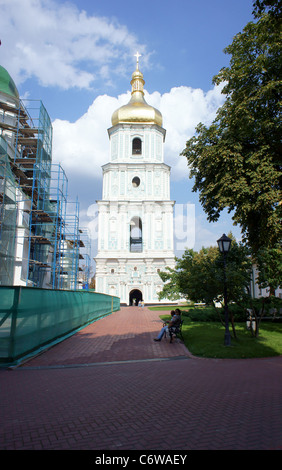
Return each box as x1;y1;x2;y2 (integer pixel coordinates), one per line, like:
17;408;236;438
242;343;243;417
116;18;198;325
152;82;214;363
0;286;120;365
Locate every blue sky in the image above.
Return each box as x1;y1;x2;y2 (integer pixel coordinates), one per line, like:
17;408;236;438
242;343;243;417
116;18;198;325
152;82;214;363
0;0;255;260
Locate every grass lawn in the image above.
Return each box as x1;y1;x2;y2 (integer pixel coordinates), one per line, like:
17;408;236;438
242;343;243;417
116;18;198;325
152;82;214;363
159;314;282;359
149;305;189;311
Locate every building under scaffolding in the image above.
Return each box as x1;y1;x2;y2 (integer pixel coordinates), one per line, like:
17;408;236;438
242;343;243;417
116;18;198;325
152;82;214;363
0;65;91;290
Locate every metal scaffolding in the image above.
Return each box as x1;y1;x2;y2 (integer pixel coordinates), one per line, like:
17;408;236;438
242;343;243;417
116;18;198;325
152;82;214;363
0;97;90;289
79;227;92;289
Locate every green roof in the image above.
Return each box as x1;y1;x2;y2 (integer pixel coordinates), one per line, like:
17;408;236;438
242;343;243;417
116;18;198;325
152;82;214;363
0;66;19;99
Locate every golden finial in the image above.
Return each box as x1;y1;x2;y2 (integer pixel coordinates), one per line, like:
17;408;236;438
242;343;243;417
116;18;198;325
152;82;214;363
131;52;144;94
111;52;163;126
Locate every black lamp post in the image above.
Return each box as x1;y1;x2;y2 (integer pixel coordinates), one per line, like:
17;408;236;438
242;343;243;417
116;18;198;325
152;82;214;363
217;234;232;346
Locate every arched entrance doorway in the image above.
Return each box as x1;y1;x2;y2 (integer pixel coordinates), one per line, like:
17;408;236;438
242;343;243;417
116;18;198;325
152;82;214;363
129;289;143;306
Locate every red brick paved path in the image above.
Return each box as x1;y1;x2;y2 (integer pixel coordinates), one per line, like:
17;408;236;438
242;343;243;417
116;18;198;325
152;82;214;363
22;306;190;367
1;306;282;450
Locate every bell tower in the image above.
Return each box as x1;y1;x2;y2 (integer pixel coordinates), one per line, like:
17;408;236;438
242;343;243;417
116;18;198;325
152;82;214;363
95;55;175;305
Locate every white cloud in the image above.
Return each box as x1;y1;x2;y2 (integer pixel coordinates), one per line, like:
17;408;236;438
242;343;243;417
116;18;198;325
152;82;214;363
52;92;130;176
147;84;225;179
0;0;225;182
52;84;225;181
0;0;145;89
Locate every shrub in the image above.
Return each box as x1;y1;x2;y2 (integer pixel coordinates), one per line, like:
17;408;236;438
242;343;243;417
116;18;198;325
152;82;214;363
181;307;220;322
181;304;248;322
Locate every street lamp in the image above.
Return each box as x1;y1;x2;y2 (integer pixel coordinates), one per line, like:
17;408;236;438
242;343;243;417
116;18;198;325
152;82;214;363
217;234;232;346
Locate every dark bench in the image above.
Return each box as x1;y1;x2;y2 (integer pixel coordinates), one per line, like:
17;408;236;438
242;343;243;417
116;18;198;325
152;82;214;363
167;320;184;343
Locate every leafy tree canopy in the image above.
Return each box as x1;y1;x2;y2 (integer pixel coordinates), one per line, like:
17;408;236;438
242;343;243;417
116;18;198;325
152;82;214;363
252;0;282;18
158;234;253;305
256;242;282;294
181;1;281;254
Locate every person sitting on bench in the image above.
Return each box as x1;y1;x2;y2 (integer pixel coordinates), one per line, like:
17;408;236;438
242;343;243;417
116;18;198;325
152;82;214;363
154;309;181;342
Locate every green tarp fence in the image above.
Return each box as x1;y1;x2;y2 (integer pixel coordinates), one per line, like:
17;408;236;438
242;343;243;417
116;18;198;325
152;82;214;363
0;286;120;365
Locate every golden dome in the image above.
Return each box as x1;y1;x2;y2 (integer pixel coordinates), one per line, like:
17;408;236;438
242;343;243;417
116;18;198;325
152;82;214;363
111;55;162;127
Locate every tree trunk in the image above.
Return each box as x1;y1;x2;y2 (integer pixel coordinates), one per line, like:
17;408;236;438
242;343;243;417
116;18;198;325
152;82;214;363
230;311;237;339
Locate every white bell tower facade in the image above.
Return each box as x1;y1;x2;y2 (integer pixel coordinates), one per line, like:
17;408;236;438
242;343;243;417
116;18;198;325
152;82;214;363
95;56;175;305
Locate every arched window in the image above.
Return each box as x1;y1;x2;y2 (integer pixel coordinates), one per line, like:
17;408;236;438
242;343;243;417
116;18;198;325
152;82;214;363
132;138;142;155
130;217;142;252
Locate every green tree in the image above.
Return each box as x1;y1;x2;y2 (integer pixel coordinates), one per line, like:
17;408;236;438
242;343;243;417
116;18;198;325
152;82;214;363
159;237;252;305
181;2;281;254
157;264;184;301
256;243;282;295
252;0;282;18
244;243;282;337
158;236;253;338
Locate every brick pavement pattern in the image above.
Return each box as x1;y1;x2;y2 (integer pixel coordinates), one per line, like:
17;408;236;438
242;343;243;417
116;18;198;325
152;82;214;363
21;305;190;367
1;306;282;450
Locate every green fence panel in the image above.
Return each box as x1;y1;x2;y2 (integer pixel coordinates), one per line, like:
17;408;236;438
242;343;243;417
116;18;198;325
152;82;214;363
0;286;120;365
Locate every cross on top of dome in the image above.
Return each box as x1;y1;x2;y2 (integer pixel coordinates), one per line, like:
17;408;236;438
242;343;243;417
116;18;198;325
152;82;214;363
134;52;141;68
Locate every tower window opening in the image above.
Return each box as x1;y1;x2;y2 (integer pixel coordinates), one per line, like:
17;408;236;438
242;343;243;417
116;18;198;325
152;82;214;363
132;176;140;187
130;217;142;253
132;138;142;155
